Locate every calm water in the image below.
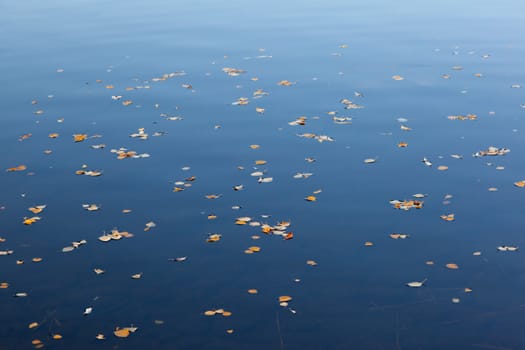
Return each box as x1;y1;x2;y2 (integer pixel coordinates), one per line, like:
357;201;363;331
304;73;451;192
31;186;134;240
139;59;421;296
1;0;525;349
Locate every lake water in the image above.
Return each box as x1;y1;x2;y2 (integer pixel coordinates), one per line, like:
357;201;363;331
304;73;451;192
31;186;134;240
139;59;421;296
1;0;525;349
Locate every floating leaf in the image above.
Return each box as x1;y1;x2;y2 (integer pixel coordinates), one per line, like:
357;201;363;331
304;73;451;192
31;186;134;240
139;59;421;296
23;217;41;225
131;273;143;279
441;214;455;222
446;263;459;270
278;295;292;303
6;165;27;172
168;256;187;262
62;246;75;253
390;199;423;210
113;328;130;338
390;233;409;239
205;194;222;199
144;222;156;231
497;245;518;252
207;234;222;243
98;235;112;242
258;177;273;183
473;146;510;157
82;204;100;211
28;205;46;214
277;80;295;86
73;134;87;142
514;180;525;188
406;279;427;288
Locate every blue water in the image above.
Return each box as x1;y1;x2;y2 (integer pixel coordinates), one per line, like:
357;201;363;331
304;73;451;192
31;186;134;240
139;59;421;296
1;0;525;349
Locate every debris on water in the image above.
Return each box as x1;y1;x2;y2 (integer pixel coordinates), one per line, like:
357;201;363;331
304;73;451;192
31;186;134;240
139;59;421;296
473;146;510;157
406;279;427;288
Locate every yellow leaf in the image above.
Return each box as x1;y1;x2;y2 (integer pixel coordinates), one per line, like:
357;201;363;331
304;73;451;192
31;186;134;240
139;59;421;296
277;80;295;86
23;217;38;225
73;134;87;142
113;328;130;338
278;295;292;303
514;180;525;188
441;214;455;221
6;165;27;172
207;234;222;243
